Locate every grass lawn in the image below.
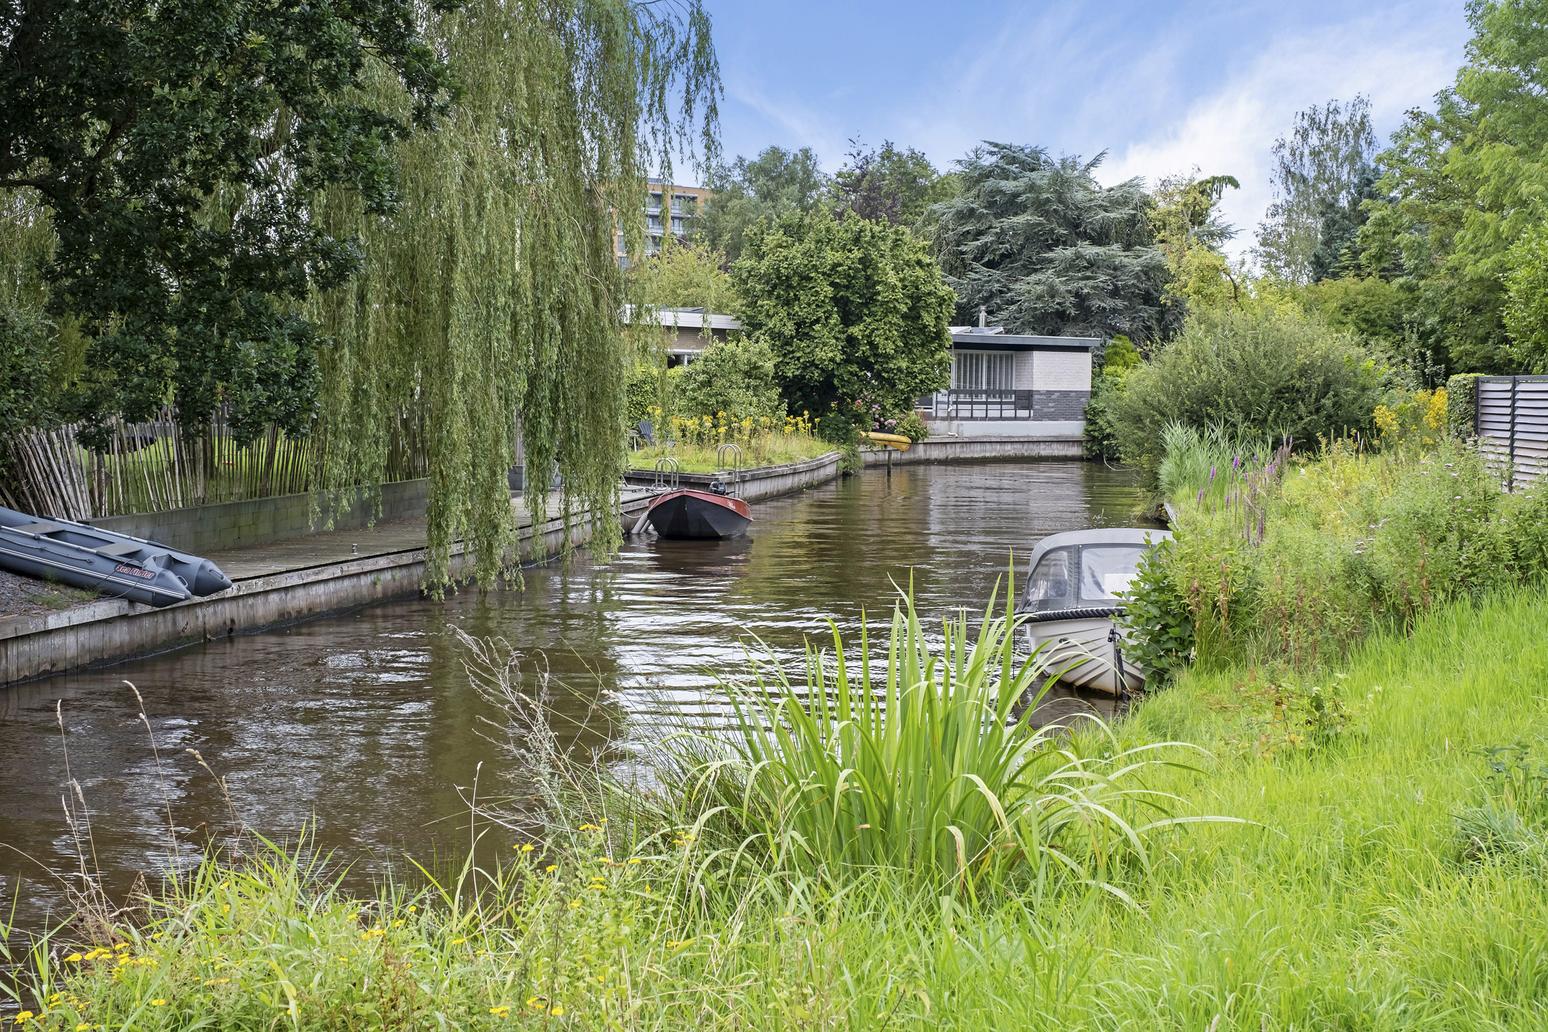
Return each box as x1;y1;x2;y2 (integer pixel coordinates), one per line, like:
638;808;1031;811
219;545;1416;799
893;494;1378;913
6;591;1547;1029
626;434;831;474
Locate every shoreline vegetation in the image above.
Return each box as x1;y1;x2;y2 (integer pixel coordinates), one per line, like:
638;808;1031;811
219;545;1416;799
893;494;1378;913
6;573;1548;1027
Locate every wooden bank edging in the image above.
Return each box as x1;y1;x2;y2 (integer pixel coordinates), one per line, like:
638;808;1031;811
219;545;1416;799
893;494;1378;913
1;453;844;686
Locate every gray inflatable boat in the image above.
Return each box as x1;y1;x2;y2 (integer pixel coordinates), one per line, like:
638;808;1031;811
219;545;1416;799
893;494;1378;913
0;506;231;608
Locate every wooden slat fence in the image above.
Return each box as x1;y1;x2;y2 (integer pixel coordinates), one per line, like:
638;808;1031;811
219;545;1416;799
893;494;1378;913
1;407;427;520
1476;375;1548;490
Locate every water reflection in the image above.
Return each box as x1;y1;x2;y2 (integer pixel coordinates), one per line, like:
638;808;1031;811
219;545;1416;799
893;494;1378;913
0;461;1151;930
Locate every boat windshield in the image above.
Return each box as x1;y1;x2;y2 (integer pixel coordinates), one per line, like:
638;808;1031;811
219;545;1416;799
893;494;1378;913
1025;543;1147;611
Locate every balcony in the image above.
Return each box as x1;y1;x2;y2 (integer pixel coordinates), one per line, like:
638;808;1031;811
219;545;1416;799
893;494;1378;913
917;389;1036;420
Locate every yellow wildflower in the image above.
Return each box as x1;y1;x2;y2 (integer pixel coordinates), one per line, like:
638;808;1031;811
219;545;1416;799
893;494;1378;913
489;1005;511;1017
76;1025;92;1031
64;953;83;963
449;937;467;946
14;1013;33;1025
578;823;601;832
626;857;643;865
150;999;167;1007
406;904;418;913
517;843;535;854
550;1005;565;1017
545;864;557;873
525;996;546;1010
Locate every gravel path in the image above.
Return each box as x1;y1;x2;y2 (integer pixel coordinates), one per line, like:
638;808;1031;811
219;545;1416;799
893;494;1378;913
0;567;98;619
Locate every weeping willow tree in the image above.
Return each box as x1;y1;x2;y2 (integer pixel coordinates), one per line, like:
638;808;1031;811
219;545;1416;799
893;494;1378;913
311;0;719;590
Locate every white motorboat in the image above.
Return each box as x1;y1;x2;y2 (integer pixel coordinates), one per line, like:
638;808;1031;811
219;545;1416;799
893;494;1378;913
1018;527;1172;697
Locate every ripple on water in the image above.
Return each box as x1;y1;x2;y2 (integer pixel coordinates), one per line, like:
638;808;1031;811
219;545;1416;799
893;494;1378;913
0;461;1151;929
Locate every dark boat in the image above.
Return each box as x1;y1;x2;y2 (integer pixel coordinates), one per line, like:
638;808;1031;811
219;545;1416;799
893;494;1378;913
643;488;752;540
0;506;232;608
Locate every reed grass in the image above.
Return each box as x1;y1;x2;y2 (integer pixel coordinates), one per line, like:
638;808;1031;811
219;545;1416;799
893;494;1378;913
653;587;1205;899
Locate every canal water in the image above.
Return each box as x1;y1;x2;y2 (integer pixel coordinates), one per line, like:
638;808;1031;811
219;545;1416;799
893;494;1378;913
0;461;1150;930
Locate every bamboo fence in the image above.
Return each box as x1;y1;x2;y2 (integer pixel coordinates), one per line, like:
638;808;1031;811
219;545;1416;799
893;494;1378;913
0;407;427;520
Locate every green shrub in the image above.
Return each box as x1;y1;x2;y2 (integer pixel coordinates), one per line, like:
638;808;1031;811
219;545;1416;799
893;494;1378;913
1501;475;1548;582
625;363;667;427
676;336;784;422
1444;372;1482;437
1135;435;1528;670
1110;307;1385;476
1116;540;1193;686
895;410;928;442
1083;336;1141;460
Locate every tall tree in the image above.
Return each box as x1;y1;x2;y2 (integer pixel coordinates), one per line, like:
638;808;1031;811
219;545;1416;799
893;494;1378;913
1149;172;1240;315
1256;96;1377;285
694;146;827;263
1358;0;1548;373
733;209;953;424
831;139;955;229
0;0;455;445
628;237;736;313
929;142;1168;343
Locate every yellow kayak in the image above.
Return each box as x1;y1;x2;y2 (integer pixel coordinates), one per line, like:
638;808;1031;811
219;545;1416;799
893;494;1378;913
860;431;912;452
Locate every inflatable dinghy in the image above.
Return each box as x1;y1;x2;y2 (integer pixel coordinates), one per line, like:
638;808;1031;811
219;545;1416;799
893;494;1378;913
0;506;231;608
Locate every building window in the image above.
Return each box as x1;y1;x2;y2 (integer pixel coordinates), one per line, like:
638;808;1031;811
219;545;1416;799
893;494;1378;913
952;351;1015;390
671;217;684;234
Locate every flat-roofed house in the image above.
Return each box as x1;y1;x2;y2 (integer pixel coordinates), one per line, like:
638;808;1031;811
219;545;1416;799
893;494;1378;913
918;325;1096;437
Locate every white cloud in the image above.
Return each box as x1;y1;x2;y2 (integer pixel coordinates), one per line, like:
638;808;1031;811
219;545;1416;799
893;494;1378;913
1099;10;1462;262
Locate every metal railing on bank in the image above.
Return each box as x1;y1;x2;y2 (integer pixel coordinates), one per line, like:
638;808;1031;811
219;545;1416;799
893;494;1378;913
1;407;427;521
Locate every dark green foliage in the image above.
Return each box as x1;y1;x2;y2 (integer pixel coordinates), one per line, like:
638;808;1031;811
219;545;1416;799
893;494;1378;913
1109;307;1384;475
626;365;666;427
1308;165;1382;282
1083;336;1141;460
1444;372;1483;437
1358;1;1548;374
1503;222;1548;373
695;146;828;264
676;337;783;422
830;139;955;229
1116;540;1194;687
0;0;455;444
733;209;953;422
0;305;58;436
928;142;1168;343
1502;476;1548;583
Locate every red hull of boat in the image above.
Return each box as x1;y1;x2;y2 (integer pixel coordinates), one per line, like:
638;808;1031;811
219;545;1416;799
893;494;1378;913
644;489;752;540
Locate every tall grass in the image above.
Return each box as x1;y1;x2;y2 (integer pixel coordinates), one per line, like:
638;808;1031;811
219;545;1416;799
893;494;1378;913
656;588;1203;897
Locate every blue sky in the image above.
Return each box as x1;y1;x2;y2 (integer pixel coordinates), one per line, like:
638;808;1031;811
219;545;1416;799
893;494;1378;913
697;0;1470;259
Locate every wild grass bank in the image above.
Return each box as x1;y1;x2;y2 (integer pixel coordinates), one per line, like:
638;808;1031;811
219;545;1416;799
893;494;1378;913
6;588;1548;1029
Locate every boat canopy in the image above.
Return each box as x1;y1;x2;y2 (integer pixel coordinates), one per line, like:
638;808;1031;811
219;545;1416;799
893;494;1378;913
1021;528;1171;615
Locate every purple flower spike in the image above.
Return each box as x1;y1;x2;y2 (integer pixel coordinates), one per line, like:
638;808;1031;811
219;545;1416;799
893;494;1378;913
1232;455;1241;470
1197;488;1206;503
1209;465;1217;481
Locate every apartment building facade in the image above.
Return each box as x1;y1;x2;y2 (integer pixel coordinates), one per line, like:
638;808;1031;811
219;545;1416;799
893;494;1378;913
616;178;710;265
